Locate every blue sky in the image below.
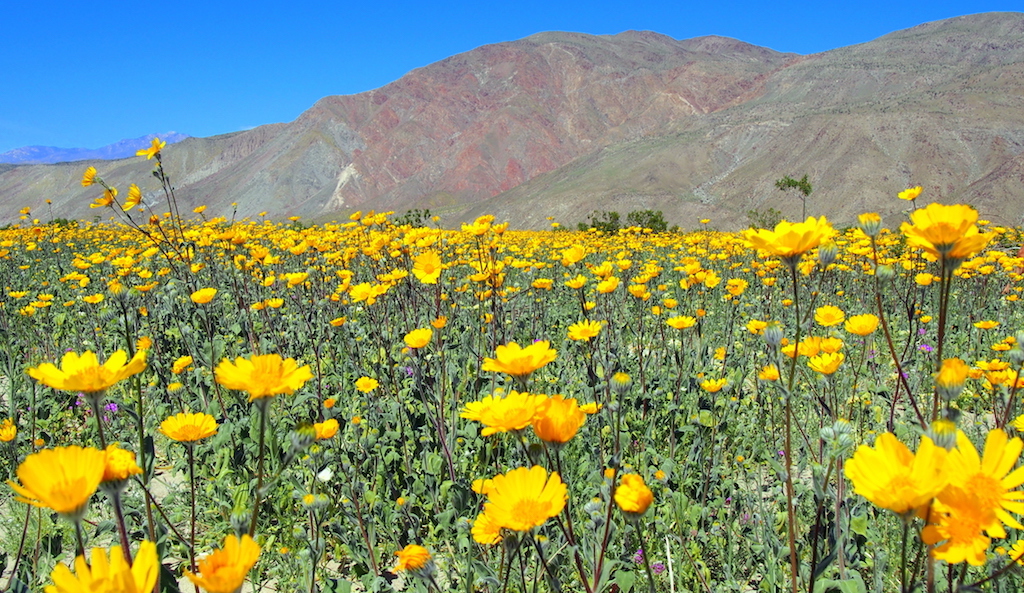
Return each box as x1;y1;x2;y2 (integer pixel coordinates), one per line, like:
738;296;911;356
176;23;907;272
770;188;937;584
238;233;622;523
1;0;1017;153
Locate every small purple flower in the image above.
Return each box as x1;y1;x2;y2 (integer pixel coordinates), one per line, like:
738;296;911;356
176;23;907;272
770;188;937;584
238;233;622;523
652;562;666;575
404;366;415;377
632;548;644;564
104;402;118;413
919;344;934;353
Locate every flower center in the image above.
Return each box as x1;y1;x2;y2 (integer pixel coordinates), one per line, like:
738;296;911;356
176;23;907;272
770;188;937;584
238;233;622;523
510;498;552;529
964;474;1004;518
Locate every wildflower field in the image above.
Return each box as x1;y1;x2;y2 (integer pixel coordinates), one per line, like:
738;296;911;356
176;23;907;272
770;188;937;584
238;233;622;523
3;145;1024;592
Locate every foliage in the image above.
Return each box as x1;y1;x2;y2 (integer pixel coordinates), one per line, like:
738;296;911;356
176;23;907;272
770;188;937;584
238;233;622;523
775;174;813;197
577;210;674;233
2;152;1024;593
746;207;784;229
577;209;622;233
393;208;435;228
625;210;671;232
776;174;813;219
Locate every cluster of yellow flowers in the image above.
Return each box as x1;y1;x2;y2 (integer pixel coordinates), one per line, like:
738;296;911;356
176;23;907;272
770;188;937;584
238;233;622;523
9;347;314;591
458;340;651;554
846;428;1024;565
11;161;1024;591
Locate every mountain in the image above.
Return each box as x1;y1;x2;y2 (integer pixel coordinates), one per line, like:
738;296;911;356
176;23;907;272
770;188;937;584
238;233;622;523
0;133;190;165
1;13;1022;229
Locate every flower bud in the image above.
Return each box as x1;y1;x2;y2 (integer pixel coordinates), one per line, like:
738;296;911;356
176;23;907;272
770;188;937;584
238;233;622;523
857;212;882;237
230;509;250;536
610;372;632;394
875;264;895;281
927;415;958;450
818;242;838;267
763;321;784;349
935;358;968;402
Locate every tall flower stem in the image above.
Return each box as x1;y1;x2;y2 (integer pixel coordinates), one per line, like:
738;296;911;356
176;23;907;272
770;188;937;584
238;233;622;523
635;521;657;593
932;258;954;420
782;262;802;593
188;444;198;574
249;400;268;536
73;518;86;560
108;490;133;565
870;240;926;429
552;448;594;593
900;519;909;593
88;393;108;449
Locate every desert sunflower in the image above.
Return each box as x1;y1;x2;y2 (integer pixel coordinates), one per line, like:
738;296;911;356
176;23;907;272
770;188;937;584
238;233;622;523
461;391;544;436
215;354;312;401
393;544;432;573
160;412;219;443
844;433;948;516
0;418;15;442
922;486;996;566
481;341;557;378
844;313;879;336
101;443;143;485
615;473;654;516
471;511;503;545
313;419;339;440
808;352;845;375
482;465;567;532
27;350;146;394
566;319;602;341
532;394;586;444
45;540;159;593
743;216;835;267
403;327;433;349
184;534;261;593
412;251;442;284
940;429;1024;533
8;445;106;518
900;203;991;262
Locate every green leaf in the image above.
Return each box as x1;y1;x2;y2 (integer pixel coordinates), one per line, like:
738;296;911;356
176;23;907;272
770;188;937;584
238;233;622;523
613;570;636;592
814;574;866;593
850;514;868;537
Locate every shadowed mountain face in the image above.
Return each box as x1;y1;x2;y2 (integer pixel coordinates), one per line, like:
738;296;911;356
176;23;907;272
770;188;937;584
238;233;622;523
3;13;1023;229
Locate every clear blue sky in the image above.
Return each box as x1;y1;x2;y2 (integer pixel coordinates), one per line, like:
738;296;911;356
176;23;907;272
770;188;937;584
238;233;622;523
1;0;1017;153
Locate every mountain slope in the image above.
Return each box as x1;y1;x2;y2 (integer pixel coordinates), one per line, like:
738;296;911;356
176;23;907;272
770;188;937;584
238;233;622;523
1;13;1022;228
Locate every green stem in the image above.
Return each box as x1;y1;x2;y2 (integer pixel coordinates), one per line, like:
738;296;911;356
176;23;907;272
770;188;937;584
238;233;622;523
73;519;86;560
89;394;107;449
110;490;133;565
900;520;908;593
783;263;801;593
636;521;656;593
249;401;268;536
188;444;198;572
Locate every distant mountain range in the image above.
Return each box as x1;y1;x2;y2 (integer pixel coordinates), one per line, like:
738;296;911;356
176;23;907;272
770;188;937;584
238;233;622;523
1;13;1023;229
0;133;190;165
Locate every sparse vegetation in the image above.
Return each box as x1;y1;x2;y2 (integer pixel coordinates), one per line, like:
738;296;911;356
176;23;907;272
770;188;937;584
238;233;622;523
775;174;813;220
746;206;784;229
